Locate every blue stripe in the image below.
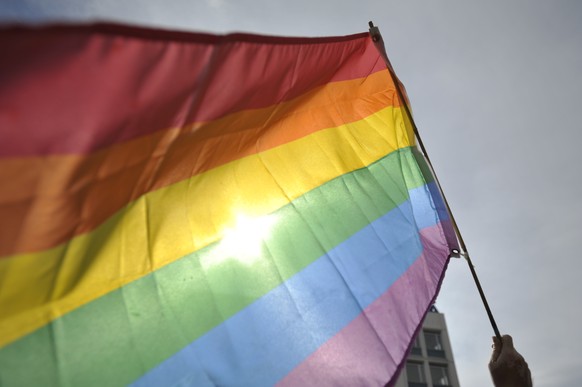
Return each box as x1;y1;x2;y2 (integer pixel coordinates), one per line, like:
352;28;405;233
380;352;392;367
132;182;448;387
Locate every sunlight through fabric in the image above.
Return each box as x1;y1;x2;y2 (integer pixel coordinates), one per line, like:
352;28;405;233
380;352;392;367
209;214;280;266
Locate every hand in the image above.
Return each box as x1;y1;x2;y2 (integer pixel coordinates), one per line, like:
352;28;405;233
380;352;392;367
489;335;532;387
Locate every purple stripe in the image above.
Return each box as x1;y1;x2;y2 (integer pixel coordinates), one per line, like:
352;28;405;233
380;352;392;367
277;223;450;386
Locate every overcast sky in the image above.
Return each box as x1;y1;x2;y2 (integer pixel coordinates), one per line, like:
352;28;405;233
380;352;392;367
2;1;581;386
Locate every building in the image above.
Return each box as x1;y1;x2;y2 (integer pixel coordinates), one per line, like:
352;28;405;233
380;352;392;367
394;306;460;387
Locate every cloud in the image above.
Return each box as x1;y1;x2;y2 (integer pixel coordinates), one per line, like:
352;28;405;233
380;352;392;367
206;0;225;8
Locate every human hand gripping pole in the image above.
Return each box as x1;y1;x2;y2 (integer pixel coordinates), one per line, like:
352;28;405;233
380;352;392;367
489;335;533;387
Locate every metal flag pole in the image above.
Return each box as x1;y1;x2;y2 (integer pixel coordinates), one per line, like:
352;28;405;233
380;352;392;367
368;21;502;340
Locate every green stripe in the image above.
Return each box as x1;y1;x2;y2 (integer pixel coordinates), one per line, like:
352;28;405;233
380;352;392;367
0;147;431;387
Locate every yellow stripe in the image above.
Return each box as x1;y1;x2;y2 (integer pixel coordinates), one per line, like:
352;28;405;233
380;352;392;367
0;106;414;347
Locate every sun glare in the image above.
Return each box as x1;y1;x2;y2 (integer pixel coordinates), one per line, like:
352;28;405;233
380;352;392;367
208;214;278;266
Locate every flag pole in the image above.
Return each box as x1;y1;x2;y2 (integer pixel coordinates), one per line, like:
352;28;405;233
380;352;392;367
368;21;502;340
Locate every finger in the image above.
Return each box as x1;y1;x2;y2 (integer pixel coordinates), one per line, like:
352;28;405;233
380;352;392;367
490;336;502;363
501;334;514;350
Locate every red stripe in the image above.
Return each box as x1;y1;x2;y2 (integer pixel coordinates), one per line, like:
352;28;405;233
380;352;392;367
0;24;385;156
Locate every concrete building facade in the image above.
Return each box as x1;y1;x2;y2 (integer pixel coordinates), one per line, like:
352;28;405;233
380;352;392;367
394;306;460;387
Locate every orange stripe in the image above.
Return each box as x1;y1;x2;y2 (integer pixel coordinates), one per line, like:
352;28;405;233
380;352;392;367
0;70;397;257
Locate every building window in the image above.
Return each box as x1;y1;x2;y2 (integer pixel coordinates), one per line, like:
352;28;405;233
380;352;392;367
424;331;445;358
406;362;426;387
430;364;451;387
410;334;422;355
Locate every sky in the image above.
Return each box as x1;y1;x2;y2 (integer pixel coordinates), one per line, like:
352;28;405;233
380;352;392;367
2;1;581;386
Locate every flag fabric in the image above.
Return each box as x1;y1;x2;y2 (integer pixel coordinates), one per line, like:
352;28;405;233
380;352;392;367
0;24;458;386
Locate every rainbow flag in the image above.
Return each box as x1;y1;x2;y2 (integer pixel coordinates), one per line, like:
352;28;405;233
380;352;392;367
0;24;458;386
